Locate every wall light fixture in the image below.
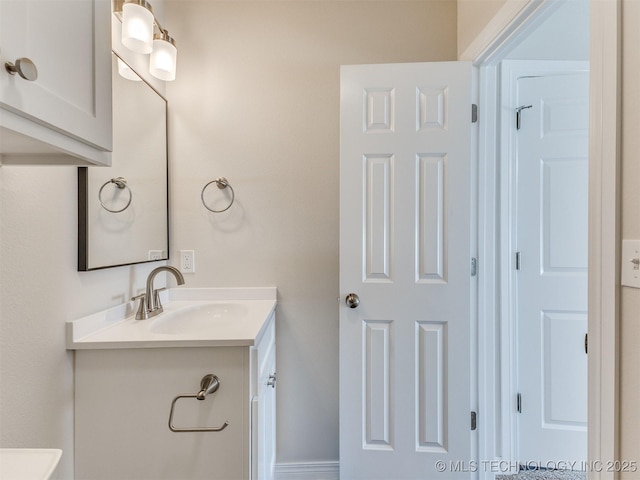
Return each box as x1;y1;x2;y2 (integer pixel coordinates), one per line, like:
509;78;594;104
114;0;177;81
116;57;142;81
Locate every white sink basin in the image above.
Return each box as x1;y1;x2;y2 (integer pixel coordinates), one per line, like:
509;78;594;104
0;449;62;480
150;302;249;334
66;288;277;349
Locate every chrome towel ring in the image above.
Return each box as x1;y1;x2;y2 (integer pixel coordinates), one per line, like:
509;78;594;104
201;177;235;213
98;177;132;213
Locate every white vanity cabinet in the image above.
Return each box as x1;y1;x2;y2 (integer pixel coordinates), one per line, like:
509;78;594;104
73;312;276;480
0;0;112;166
252;313;277;480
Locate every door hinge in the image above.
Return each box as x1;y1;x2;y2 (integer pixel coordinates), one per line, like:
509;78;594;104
516;393;522;413
471;411;477;431
515;252;521;270
516;104;533;130
471;104;478;123
585;333;588;354
471;257;477;277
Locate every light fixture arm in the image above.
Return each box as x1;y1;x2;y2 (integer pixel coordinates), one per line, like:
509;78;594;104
153;18;167;38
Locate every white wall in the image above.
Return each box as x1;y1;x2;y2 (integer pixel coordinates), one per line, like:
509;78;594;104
505;0;589;60
620;1;640;475
165;0;457;465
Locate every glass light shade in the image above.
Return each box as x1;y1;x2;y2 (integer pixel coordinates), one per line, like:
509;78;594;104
149;33;177;81
121;1;154;54
117;58;142;81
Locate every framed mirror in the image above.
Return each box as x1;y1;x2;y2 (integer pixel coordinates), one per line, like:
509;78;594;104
78;52;169;270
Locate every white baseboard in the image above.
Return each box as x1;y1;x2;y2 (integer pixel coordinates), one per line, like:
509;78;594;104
275;461;340;480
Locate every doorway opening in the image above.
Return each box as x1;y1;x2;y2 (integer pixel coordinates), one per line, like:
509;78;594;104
477;0;591;476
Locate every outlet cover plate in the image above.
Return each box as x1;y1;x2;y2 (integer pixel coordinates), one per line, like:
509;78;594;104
621;239;640;288
179;250;195;274
148;250;165;261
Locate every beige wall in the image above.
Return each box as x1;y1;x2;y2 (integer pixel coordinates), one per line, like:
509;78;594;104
165;0;456;465
620;0;640;475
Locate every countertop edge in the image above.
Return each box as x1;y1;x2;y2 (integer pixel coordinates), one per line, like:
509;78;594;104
66;288;277;350
68;339;258;349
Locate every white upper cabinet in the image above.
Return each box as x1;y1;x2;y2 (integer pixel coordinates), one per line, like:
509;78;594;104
0;0;112;165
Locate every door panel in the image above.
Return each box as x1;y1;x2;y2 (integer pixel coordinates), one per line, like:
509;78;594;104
417;154;446;282
516;73;588;464
340;62;475;479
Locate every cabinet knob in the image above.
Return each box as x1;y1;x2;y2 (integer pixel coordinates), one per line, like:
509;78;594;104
267;373;276;388
5;57;38;81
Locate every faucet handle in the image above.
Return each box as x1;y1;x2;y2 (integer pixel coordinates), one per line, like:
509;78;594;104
153;287;167;313
132;293;148;320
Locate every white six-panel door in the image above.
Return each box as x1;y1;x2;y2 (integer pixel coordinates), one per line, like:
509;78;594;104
515;72;589;464
339;62;475;479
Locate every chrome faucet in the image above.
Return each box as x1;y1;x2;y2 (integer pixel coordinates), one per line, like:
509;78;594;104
133;266;185;320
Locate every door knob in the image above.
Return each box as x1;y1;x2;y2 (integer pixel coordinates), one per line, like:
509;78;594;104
5;57;38;81
345;293;360;309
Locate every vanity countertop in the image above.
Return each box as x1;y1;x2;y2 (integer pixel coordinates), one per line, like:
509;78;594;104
66;287;277;350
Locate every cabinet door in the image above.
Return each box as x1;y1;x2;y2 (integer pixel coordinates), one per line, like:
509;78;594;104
257;345;276;480
0;0;112;151
75;348;249;480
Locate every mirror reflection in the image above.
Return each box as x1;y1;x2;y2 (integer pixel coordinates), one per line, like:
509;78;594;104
78;53;168;270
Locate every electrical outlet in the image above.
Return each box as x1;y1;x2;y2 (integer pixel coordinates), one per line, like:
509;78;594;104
148;250;165;261
179;250;195;273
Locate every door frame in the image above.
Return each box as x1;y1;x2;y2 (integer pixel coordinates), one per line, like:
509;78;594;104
500;59;590;465
463;1;620;479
